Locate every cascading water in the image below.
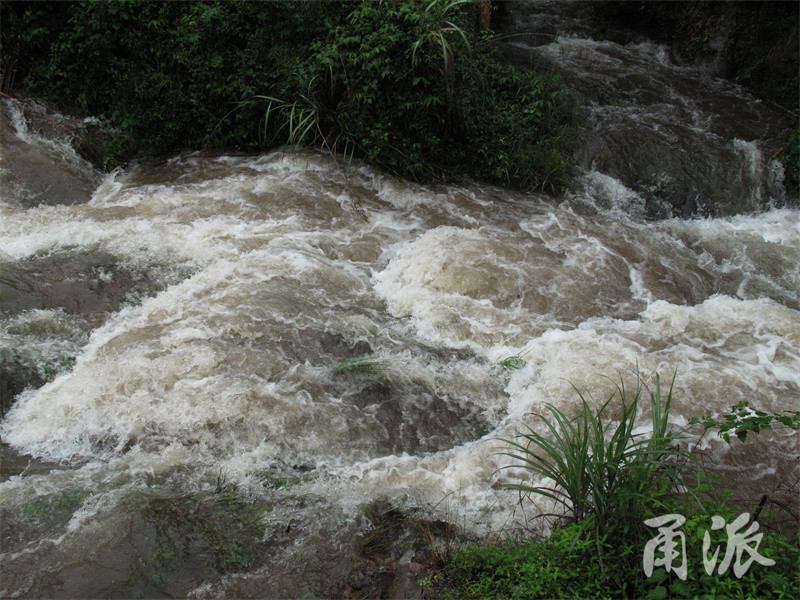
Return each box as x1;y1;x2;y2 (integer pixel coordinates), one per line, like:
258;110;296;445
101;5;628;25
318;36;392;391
497;0;795;218
1;4;797;598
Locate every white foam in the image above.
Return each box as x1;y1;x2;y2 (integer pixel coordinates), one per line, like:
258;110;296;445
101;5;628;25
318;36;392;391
1;150;798;564
572;170;647;217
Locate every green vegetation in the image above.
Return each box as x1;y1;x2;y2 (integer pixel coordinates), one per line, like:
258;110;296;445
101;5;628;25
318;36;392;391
63;488;275;598
356;499;460;566
496;347;530;370
334;353;387;375
691;400;800;444
0;0;575;192
358;500;418;559
1;0;349;167
443;512;799;599
431;374;800;599
500;375;687;561
22;490;91;525
0;489;91;551
259;466;315;490
291;0;575;191
138;489;270;577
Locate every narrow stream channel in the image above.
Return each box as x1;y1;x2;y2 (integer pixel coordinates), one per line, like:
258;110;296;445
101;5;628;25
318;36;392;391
1;3;797;597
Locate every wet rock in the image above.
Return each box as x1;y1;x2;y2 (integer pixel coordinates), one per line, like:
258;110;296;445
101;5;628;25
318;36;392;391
0;250;178;414
2;488;272;599
0;251;158;324
345;380;492;455
495;0;796;217
0;442;66;481
327;501;466;600
0;98;101;207
0;359;45;416
0;307;88;416
341;562;430;600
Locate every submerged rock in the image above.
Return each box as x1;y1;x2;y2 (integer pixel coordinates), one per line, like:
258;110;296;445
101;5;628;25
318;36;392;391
0;250;158;323
0;250;179;414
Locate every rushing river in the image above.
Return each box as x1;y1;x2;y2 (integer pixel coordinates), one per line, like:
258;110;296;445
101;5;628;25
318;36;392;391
1;4;798;598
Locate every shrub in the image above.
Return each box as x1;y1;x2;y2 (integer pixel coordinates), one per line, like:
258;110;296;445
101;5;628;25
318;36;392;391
292;0;575;191
445;511;799;599
3;0;575;191
690;400;800;443
2;1;350;160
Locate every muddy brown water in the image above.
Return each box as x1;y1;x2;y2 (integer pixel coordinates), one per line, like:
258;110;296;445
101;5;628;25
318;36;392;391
1;5;798;596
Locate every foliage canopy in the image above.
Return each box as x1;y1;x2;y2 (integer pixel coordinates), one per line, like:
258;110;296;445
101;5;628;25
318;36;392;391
1;0;575;192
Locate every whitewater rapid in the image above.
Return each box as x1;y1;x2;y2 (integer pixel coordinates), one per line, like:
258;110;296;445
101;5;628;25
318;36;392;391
1;29;798;596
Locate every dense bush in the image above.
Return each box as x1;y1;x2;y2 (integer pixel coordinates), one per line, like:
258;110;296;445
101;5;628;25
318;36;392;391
1;1;352;159
289;0;575;191
1;0;575;192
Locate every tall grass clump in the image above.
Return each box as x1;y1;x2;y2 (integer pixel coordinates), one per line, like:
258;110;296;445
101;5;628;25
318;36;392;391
501;373;685;541
435;373;800;599
496;372;692;593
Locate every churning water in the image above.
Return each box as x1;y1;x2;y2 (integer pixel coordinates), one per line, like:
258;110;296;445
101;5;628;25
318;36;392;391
1;9;798;598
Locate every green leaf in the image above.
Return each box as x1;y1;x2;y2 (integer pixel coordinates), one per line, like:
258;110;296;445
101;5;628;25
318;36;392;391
669;579;692;596
646;585;668;599
647;567;668;584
